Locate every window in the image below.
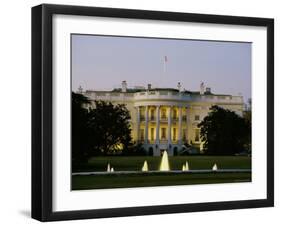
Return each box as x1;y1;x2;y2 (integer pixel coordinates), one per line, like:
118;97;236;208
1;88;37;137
161;128;166;139
182;129;186;141
173;109;177;119
195;115;200;121
173;128;177;141
150;109;155;120
195;129;200;142
140;109;145;121
161;109;167;119
150;128;154;141
140;129;144;141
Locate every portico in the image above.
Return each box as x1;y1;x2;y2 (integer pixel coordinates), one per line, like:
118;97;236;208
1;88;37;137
136;104;188;156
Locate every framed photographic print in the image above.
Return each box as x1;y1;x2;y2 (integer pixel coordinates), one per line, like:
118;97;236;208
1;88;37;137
32;4;274;221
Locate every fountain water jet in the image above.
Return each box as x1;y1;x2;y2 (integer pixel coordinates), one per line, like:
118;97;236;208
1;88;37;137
111;167;114;172
107;163;111;172
212;163;218;171
142;160;149;171
185;161;189;171
182;161;189;171
182;164;186;171
159;150;170;171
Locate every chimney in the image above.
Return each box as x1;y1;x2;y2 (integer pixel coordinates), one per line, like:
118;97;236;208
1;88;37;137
205;87;211;94
121;81;127;92
177;82;181;92
200;82;205;95
147;84;152;90
78;85;83;93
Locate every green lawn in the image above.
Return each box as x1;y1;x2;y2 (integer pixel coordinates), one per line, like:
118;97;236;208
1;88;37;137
72;156;251;190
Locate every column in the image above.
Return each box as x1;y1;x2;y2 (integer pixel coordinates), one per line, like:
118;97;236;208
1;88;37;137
186;107;189;143
167;106;172;145
178;107;182;145
144;105;149;144
155;106;160;144
136;106;140;143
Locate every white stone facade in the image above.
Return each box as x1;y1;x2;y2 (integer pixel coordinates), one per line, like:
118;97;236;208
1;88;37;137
82;84;244;156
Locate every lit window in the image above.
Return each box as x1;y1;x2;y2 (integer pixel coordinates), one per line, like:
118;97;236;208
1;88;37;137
161;128;166;139
140;129;144;141
150;128;154;141
161;109;167;119
150;109;155;120
195;129;200;142
173;128;177;141
140;109;145;121
173;109;177;119
182;129;186;141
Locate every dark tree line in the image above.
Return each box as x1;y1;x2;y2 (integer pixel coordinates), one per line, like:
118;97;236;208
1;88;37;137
72;92;132;165
72;92;91;164
198;105;251;155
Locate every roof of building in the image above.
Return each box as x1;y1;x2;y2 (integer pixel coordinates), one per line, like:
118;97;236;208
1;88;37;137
85;87;233;97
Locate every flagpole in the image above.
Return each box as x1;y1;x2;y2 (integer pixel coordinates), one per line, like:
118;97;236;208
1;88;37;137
163;55;167;73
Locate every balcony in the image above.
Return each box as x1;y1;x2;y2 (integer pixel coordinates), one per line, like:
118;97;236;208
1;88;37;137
172;140;179;144
172;117;178;122
160;116;168;121
150;116;155;121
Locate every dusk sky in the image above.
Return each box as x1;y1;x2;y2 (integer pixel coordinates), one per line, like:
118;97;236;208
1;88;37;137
72;34;251;102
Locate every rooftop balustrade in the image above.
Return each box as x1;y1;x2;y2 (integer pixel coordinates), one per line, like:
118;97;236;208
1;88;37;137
84;90;243;105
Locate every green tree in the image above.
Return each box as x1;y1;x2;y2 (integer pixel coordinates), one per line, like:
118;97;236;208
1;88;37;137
198;105;250;155
72;93;133;163
88;101;132;155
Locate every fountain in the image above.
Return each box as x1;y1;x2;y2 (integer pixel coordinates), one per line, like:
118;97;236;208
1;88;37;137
182;164;186;171
142;160;149;171
212;163;218;171
185;161;189;171
107;163;111;172
159;150;170;171
182;161;189;171
111;167;114;172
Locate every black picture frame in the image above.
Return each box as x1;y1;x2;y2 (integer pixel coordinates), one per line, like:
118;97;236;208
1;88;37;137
32;4;274;222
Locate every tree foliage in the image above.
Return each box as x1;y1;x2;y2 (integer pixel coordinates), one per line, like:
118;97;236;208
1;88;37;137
72;92;132;165
198;105;251;155
88;101;132;154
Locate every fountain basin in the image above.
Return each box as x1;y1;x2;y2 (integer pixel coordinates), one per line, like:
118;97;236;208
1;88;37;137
73;169;251;176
